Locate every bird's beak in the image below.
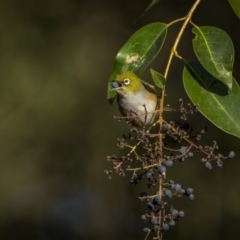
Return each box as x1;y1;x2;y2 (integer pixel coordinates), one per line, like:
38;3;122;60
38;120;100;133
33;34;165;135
111;80;122;91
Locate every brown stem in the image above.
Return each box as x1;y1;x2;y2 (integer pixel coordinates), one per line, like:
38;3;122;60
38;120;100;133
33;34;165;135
157;1;201;239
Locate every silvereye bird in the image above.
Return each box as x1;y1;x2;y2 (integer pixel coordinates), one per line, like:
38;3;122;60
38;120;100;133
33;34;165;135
111;71;158;127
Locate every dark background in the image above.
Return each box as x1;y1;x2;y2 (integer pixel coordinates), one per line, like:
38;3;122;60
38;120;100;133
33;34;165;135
0;0;240;240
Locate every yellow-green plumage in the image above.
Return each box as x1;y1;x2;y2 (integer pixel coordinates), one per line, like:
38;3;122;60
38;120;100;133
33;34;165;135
112;71;158;127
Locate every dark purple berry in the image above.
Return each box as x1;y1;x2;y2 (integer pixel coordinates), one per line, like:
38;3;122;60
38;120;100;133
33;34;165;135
153;195;161;204
149;169;155;174
111;81;119;88
179;157;185;162
188;152;194;158
175;184;182;190
162;123;168;131
217;161;223;168
170;183;175;189
188;194;195;201
130;178;138;185
178;211;185;218
137;173;143;180
205;162;212;170
181;122;190;129
178;188;185;195
228;151;235;158
169;219;176;227
146;172;153;179
150;218;158;225
164;190;172;198
171;209;178;217
141;215;147;221
139;191;148;197
158;166;166;174
147;202;155;210
162;223;169;231
143;227;150;233
165;160;173;167
186;188;194;195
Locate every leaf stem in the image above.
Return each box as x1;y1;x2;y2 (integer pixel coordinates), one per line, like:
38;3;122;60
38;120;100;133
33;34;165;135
159;0;201;153
167;17;185;27
163;0;201;79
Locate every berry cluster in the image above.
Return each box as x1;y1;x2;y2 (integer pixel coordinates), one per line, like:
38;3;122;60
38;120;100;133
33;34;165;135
142;208;185;234
106;103;235;240
136;182;193;235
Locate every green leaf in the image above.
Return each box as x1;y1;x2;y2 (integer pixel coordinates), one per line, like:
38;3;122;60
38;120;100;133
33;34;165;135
108;22;167;103
183;61;240;138
131;0;161;29
150;68;165;89
145;0;161;11
192;26;234;89
229;0;240;19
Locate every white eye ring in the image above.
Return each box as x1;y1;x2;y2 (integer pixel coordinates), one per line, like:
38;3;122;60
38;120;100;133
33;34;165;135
123;78;130;85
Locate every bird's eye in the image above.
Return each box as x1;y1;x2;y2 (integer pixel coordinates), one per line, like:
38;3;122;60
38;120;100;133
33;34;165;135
123;78;130;85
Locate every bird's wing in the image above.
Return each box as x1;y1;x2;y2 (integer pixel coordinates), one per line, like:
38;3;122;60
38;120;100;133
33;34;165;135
141;80;162;97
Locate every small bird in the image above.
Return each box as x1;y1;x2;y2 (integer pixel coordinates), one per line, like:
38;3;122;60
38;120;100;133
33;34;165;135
111;71;158;127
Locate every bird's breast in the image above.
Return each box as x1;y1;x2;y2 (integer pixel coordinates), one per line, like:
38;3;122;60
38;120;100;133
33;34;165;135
117;89;157;125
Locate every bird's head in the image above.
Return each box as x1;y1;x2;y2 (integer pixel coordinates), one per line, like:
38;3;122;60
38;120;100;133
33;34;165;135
111;71;143;96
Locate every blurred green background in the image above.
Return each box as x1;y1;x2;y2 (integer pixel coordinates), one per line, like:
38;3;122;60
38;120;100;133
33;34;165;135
0;0;240;240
